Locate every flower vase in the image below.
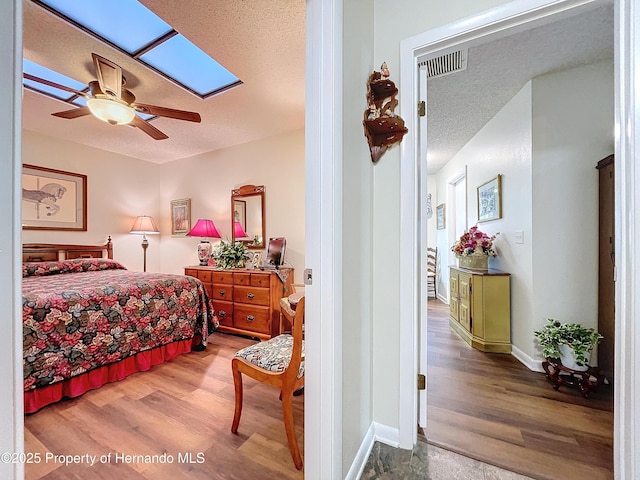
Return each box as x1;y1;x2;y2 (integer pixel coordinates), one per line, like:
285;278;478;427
458;255;488;271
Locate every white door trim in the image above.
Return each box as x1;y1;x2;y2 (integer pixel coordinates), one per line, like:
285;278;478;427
399;1;639;478
305;0;343;478
2;0;23;479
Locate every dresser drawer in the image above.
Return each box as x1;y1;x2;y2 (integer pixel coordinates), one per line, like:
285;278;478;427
234;273;251;285
213;284;233;301
213;271;233;284
233;304;270;334
233;285;270;306
213;300;233;327
196;270;212;283
251;273;270;287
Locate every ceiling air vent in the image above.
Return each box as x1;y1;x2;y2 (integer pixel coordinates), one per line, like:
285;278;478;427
420;49;468;79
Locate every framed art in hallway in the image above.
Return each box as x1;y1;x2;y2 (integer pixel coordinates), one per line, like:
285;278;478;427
477;174;502;222
22;164;87;231
171;198;191;236
436;204;446;230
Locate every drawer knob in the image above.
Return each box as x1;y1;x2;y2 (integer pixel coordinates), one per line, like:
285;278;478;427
247;315;255;322
219;290;226;296
247;293;255;299
219;311;226;317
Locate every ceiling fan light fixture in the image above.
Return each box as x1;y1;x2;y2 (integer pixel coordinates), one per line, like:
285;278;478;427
87;97;135;125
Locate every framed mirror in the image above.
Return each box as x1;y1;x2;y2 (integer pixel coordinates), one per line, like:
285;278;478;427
231;185;265;249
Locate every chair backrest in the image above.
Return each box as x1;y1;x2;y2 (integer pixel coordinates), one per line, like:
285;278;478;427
427;247;437;274
280;294;305;385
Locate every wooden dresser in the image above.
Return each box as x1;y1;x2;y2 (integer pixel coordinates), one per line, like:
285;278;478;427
185;266;294;340
449;266;511;353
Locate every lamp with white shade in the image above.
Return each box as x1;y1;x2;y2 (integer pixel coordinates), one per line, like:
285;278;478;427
187;219;221;266
129;215;160;272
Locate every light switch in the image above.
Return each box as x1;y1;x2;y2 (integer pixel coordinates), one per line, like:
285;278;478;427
514;230;524;244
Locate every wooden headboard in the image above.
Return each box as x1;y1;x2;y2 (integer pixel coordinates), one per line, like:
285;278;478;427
22;236;113;263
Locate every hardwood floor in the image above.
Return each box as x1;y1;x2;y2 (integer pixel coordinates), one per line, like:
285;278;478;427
24;333;304;480
424;299;614;480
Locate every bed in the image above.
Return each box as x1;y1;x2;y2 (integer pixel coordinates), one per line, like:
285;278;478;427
22;239;217;413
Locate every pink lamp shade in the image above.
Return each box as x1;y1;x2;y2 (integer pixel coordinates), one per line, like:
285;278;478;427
187;219;221;266
234;221;248;238
187;219;221;238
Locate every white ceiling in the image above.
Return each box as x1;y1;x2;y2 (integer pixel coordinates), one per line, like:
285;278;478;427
425;2;614;173
22;0;306;164
21;1;613;169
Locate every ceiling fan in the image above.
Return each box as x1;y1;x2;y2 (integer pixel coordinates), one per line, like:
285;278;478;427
23;53;201;140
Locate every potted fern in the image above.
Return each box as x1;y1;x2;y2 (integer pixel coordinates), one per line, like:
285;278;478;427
534;318;603;371
211;240;250;269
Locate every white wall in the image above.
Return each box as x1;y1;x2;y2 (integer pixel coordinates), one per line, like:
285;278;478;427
342;0;375;473
530;60;614;358
434;60;613;363
369;0;513;433
21;130;161;272
158;129;305;282
436;81;534;357
20;129;305;280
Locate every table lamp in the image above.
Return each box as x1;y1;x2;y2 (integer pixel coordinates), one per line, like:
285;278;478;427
187;218;221;266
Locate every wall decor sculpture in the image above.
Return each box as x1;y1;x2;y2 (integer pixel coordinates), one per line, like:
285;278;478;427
363;62;408;164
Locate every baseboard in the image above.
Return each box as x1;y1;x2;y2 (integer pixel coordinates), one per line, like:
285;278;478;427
344;423;375;480
436;292;448;304
511;344;544;372
344;422;401;480
373;422;400;447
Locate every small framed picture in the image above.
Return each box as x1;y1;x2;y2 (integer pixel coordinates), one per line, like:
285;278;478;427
436;204;446;230
171;198;191;236
248;251;262;269
477;174;502;222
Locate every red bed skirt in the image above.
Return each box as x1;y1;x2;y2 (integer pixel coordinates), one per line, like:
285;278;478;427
24;335;202;414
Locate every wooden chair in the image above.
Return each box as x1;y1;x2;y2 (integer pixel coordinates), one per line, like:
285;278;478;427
231;294;305;470
427;247;437;298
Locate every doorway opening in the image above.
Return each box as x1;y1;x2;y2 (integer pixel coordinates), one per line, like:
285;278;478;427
411;1;616;477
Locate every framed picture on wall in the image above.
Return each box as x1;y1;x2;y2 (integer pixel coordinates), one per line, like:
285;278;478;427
22;164;87;231
436;204;446;230
477;174;502;222
171;198;191;236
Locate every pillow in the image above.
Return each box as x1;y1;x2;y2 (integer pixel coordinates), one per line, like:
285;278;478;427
22;258;126;278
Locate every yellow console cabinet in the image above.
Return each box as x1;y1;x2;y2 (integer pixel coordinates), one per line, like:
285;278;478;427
449;266;511;353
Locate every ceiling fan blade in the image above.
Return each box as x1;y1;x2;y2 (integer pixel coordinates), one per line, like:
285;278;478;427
92;53;122;99
23;73;88;98
132;103;201;123
51;106;92;119
130;115;169;140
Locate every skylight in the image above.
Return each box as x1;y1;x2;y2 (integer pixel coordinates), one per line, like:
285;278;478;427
32;0;242;99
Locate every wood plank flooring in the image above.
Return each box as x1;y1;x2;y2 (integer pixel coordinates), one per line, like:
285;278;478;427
424;299;614;480
24;333;304;480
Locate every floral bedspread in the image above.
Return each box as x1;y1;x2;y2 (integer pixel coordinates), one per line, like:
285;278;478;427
22;258;217;392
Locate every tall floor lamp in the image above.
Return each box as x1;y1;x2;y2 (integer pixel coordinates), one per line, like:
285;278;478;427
130;215;160;272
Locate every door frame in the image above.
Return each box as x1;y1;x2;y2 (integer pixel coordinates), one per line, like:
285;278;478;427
399;0;640;477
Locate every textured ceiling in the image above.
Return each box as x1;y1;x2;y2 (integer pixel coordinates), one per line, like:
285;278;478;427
425;3;614;173
22;0;306;163
22;1;613;169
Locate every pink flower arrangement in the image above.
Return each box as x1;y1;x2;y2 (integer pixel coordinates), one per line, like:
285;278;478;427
451;225;499;257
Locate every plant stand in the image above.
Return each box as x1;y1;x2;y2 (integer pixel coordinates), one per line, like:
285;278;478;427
542;358;604;398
